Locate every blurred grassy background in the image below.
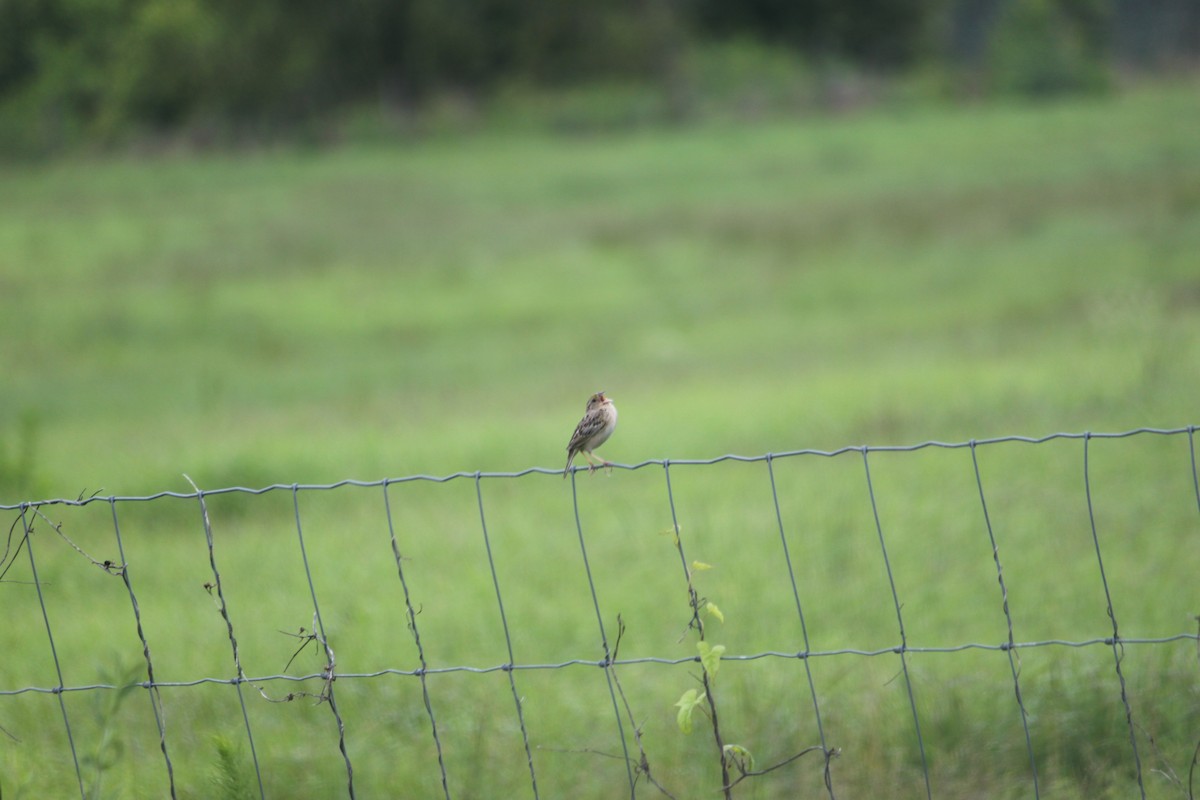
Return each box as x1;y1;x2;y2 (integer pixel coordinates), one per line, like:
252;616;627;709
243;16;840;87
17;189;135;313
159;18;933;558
3;78;1199;499
1;58;1199;800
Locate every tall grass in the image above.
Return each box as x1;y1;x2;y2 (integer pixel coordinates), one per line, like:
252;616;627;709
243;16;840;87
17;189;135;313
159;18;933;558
0;79;1198;798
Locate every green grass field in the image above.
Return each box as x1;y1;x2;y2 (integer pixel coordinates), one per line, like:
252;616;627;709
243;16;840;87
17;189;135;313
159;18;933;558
2;79;1200;798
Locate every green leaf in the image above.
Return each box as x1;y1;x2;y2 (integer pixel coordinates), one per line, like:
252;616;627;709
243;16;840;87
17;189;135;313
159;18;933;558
723;743;755;772
704;601;724;623
674;688;706;735
697;641;725;678
690;560;713;571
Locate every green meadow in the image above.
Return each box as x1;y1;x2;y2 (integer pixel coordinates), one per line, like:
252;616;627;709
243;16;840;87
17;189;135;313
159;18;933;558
2;79;1199;798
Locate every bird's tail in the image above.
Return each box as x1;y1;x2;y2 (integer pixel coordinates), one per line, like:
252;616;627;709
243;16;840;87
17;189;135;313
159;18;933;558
563;452;576;479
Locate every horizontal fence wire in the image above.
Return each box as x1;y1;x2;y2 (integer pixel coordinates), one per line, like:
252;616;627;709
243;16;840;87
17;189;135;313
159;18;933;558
2;632;1198;697
1;426;1198;800
5;426;1197;511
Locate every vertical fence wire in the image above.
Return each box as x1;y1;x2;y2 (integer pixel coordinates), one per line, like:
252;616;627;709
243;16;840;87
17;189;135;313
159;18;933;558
290;486;356;799
1081;434;1145;799
568;472;637;797
969;442;1039;797
474;474;540;799
19;504;86;799
108;499;177;799
860;449;932;800
195;487;267;800
1189;427;1200;517
764;454;837;799
382;479;452;799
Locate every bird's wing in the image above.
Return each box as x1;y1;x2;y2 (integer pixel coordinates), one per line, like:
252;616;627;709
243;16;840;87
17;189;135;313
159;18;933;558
567;410;606;453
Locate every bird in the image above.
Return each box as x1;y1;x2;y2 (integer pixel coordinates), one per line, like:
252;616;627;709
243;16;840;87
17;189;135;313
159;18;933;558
564;391;618;478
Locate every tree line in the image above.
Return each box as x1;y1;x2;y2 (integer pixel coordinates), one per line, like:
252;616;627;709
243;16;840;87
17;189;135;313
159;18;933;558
0;0;1194;153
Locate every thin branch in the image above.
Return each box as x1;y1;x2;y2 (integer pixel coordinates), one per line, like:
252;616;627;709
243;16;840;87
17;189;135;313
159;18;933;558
669;524;732;798
0;513;29;583
280;627;318;673
721;745;841;793
31;506;124;573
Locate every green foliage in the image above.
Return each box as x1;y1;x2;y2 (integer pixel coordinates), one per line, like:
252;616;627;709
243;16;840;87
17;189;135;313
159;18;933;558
673;39;820;120
671;530;741;795
210;735;258;800
102;0;222;131
674;689;706;735
697;641;726;679
988;0;1113;97
692;0;937;66
722;743;754;773
0;0;685;152
3;0;1185;154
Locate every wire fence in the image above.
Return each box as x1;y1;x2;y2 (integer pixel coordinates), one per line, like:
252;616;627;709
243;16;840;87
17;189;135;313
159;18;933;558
2;426;1199;799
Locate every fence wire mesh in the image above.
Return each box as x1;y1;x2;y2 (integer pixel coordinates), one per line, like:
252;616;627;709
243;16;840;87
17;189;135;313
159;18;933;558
2;426;1198;799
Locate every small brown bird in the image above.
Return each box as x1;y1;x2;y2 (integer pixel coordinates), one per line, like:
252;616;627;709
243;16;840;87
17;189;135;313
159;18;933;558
564;391;618;478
